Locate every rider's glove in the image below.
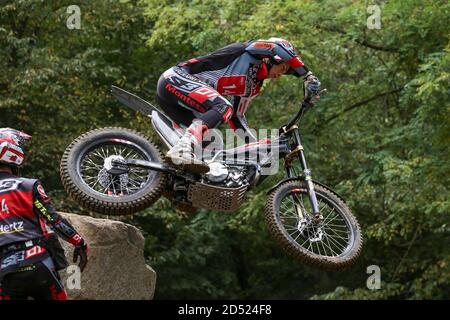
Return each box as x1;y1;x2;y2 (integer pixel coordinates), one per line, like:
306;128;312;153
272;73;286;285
303;72;321;98
73;240;89;272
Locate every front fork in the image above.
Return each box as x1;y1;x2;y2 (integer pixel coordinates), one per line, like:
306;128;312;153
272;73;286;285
284;128;322;224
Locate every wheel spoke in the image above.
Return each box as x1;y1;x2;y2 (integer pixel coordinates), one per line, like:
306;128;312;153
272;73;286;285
326;227;349;241
290;230;303;242
276;185;355;258
323;234;339;256
76;141;159;198
326;228;348;245
123;149;134;159
324;233;347;252
323;222;348;228
322;222;348;230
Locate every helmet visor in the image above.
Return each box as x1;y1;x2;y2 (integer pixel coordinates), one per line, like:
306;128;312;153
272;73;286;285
0;128;32;149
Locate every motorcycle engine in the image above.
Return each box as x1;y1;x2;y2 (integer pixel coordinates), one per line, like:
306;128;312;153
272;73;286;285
204;162;256;188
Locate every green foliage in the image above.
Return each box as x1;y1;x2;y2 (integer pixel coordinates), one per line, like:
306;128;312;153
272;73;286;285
140;0;450;299
1;0;448;299
0;0;153;191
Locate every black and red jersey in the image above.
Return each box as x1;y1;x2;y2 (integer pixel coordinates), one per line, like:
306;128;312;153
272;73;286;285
177;39;308;96
0;172;84;276
172;38;310;140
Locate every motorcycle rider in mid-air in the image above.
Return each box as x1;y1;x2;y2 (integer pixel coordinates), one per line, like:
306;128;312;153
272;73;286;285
156;37;321;173
0;128;89;300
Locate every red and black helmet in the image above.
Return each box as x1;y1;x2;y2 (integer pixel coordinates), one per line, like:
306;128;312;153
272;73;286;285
263;37;305;76
0;128;32;168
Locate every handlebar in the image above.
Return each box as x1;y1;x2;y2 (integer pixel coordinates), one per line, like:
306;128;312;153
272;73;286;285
280;88;327;132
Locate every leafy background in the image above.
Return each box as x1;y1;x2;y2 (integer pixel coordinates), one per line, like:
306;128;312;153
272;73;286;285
0;0;448;299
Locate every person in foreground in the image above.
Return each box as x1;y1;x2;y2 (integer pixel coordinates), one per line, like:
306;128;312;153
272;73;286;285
0;128;89;300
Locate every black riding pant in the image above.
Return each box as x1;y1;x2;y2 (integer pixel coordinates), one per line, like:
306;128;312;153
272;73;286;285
156;67;233;129
0;257;67;300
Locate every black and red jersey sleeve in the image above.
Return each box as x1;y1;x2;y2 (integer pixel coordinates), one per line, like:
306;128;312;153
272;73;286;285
177;42;250;74
228;96;257;143
32;181;84;246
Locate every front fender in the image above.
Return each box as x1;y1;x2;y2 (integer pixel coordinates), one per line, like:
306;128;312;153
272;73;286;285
266;177;347;203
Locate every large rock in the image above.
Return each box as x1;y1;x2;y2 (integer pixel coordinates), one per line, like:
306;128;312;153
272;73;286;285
57;212;156;300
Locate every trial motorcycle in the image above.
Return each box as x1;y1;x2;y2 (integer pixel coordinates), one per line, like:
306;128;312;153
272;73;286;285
60;84;362;270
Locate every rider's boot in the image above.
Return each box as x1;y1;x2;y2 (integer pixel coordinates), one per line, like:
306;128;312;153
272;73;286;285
165;120;210;174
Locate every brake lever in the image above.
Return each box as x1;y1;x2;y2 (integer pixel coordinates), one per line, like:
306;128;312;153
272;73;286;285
315;88;328;100
280;88;328;132
319;88;328;96
304;88;327;106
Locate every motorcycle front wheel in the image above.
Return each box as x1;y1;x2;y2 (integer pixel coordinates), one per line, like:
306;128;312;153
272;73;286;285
265;179;362;270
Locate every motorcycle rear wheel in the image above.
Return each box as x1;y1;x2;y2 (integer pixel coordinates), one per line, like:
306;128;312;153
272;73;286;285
60;127;167;215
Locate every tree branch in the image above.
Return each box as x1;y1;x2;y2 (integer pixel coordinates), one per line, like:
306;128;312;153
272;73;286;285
316;25;399;53
354;38;398;53
322;87;404;125
8;11;30;68
391;224;421;282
